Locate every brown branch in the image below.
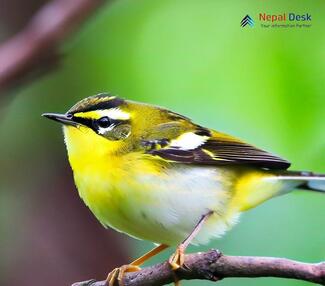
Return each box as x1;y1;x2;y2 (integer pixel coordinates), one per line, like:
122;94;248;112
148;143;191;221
72;250;325;286
0;0;105;91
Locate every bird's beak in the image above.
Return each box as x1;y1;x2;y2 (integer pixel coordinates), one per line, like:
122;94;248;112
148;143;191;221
42;113;78;127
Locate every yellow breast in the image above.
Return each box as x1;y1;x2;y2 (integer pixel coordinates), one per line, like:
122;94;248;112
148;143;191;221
63;125;166;235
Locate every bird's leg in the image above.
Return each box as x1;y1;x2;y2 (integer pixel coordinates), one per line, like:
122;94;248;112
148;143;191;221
106;244;169;286
169;211;213;270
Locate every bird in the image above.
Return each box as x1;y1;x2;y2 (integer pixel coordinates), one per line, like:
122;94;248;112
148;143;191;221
43;93;325;286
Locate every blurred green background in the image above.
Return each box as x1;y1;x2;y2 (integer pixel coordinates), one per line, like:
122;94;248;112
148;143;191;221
1;0;324;285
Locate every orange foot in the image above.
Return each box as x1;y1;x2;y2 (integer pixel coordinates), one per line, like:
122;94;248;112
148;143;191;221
105;264;141;286
168;245;185;270
169;245;188;286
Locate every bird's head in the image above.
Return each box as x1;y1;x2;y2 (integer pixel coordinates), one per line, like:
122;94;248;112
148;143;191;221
43;93;141;164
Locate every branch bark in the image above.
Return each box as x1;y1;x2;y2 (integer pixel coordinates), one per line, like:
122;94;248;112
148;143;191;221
0;0;105;91
72;250;325;286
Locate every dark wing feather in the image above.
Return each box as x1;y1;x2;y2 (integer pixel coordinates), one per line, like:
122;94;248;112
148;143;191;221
145;129;290;170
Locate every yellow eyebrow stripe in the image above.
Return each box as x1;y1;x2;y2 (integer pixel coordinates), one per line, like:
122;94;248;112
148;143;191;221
73;111;102;119
73;109;131;121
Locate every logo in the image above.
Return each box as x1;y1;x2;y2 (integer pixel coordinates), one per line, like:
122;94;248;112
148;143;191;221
240;13;312;29
241;15;254;27
259;13;311;22
259;13;312;28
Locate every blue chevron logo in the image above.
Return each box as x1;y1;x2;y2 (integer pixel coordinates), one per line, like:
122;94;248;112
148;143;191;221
241;15;254;27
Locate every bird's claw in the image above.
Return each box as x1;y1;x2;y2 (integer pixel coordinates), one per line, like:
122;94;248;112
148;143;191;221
105;265;141;286
169;245;185;270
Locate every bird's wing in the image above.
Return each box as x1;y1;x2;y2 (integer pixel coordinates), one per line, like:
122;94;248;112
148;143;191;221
143;126;290;170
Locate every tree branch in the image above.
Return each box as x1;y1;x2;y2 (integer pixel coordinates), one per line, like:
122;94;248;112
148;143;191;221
72;250;325;286
0;0;105;91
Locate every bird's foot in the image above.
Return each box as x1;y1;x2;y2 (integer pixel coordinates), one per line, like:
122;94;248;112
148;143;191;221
169;245;185;270
168;245;186;286
105;264;141;286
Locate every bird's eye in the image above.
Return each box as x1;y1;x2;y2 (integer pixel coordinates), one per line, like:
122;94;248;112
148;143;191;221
97;116;111;128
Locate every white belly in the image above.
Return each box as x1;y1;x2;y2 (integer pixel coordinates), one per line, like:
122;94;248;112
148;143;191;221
84;165;241;246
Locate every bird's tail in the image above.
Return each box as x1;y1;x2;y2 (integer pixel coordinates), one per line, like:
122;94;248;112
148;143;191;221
279;171;325;193
235;169;325;211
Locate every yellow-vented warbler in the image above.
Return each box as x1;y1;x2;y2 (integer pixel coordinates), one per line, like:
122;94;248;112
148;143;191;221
43;93;325;286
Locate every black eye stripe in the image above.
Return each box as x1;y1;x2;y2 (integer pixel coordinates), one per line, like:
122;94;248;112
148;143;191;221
71;115;130;133
72;116;93;127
